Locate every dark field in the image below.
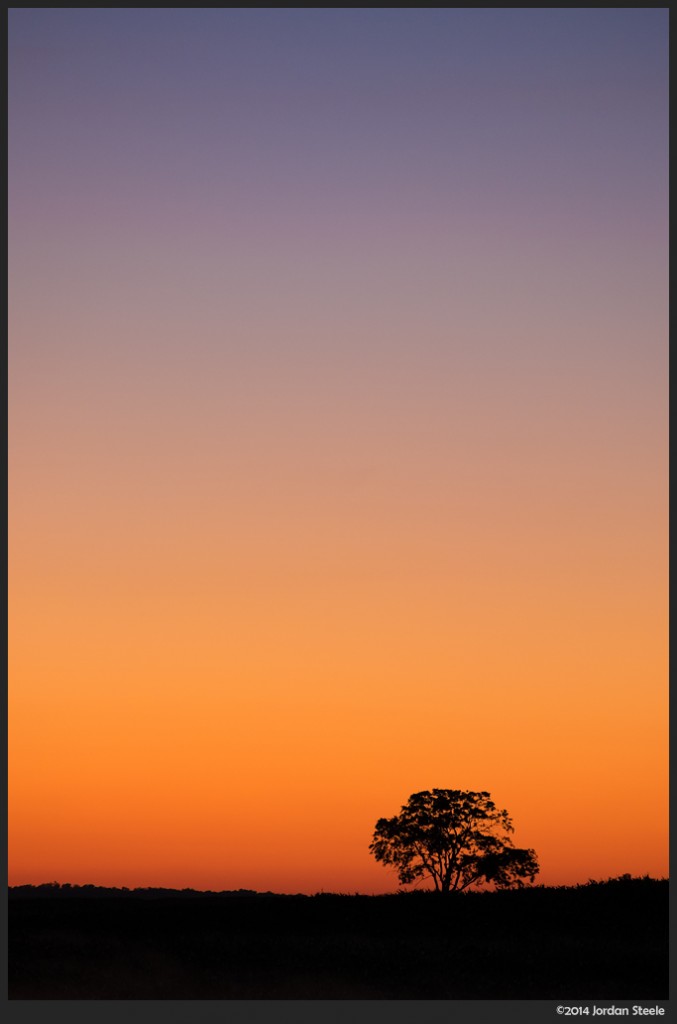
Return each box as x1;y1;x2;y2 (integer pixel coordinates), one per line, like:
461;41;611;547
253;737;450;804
9;878;668;999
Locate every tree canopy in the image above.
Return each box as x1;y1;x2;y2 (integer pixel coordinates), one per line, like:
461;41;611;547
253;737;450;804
369;789;539;893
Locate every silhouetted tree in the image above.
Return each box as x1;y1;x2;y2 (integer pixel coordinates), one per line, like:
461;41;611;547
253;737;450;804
370;789;539;893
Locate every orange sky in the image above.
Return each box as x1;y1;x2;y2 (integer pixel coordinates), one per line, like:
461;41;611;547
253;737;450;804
8;9;668;892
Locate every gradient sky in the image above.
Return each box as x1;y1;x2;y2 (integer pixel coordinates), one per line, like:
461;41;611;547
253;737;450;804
9;9;668;893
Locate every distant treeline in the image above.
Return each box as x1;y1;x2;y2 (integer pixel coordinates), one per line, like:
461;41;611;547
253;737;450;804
8;883;285;899
8;874;666;899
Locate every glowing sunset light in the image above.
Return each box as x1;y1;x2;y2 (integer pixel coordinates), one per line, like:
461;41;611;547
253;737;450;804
8;8;668;894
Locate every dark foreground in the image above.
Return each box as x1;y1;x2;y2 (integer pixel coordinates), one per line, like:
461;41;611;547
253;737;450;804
9;877;668;999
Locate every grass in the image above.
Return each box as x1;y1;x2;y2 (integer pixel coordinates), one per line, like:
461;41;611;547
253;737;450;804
8;876;668;999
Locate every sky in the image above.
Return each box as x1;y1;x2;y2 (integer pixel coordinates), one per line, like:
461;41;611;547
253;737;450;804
8;8;668;893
